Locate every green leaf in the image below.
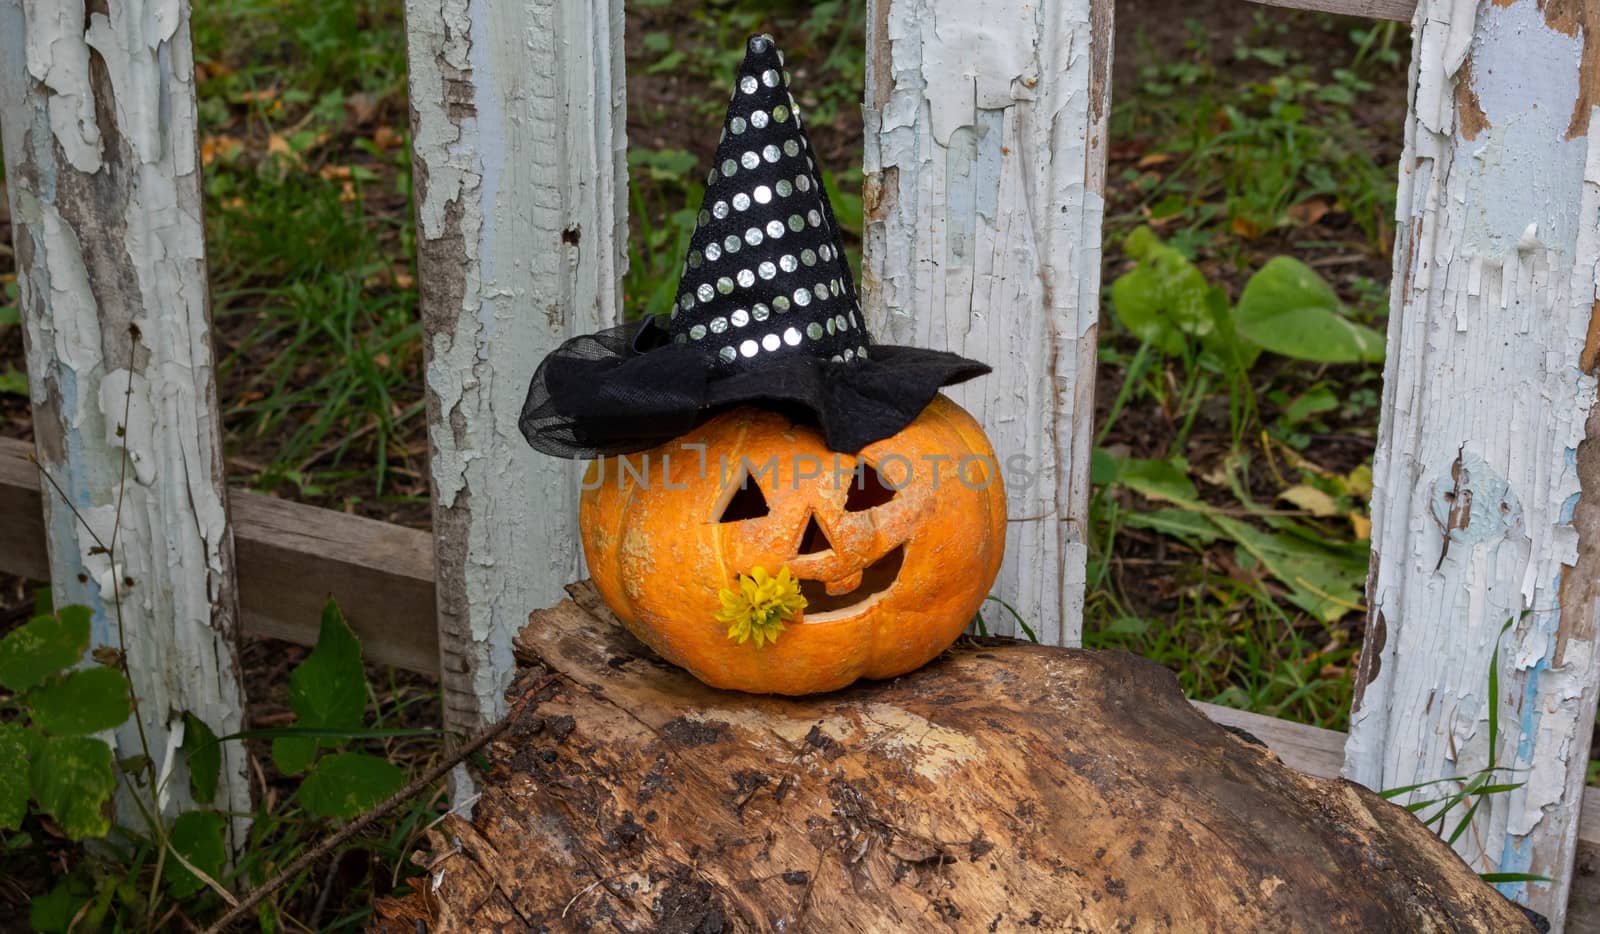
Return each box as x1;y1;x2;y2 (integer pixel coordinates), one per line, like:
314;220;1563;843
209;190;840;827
30;735;116;840
270;735;319;777
1211;515;1367;622
26;667;132;735
0;723;32;831
1479;872;1551;884
184;712;222;804
0;364;27;397
165;810;228;899
0;606;92;692
1234;257;1386;363
1110;227;1215;355
272;599;367;775
1281;385;1339;424
30;877;92;934
1093;449;1200;505
1123;508;1223;546
298;752;405;819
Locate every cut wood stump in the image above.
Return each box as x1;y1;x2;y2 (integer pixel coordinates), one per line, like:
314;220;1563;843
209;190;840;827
375;582;1534;932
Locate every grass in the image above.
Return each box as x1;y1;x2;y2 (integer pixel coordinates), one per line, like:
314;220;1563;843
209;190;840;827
1077;11;1408;731
189;0;426;509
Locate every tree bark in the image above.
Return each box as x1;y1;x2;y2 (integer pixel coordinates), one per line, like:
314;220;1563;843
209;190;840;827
375;581;1535;932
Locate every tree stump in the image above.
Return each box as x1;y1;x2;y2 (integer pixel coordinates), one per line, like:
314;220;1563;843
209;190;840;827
375;582;1534;932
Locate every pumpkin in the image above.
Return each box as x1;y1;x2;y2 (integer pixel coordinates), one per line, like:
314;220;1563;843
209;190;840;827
580;394;1007;695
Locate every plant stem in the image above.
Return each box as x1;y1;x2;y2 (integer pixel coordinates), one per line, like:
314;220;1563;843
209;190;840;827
201;678;546;933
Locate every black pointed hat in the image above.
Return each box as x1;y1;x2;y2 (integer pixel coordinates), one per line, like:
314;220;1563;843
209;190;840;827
520;34;988;458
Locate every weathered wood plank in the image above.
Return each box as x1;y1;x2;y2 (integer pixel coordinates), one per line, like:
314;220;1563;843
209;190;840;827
0;0;248;834
1243;0;1416;22
0;436;48;581
376;591;1534;932
1575;796;1600;934
1194;700;1348;779
1;436;437;674
1343;3;1600;925
401;0;628;740
862;0;1113;647
230;493;436;675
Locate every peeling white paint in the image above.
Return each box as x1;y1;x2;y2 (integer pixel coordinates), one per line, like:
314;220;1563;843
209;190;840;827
402;0;627;748
1344;1;1600;925
864;0;1111;645
0;0;249;844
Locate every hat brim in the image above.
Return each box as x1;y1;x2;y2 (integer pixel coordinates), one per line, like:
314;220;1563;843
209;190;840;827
520;318;990;458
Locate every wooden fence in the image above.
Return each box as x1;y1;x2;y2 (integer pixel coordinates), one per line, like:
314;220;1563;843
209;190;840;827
3;0;1600;927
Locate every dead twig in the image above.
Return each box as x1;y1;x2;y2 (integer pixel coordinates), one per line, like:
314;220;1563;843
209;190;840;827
202;678;551;932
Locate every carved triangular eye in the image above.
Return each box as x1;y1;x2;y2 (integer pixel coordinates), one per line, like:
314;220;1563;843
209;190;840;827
719;473;770;522
797;514;832;554
844;463;898;512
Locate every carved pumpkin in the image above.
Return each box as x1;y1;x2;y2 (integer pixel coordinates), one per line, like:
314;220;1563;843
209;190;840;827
581;394;1007;695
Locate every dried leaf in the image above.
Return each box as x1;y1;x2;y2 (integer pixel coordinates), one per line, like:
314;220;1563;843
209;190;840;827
199;135;242;166
1288;198;1332;227
1230;215;1263;240
1349;512;1372;540
1136;152;1176;168
373;125;403;150
1278;484;1340;517
344;91;379;126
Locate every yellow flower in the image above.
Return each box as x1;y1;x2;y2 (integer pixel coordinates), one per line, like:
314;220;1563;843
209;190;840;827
716;566;807;648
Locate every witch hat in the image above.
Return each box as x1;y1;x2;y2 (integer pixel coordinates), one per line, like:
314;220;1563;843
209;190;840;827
520;34;989;458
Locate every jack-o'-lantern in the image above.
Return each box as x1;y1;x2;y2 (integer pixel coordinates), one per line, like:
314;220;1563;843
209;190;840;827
518;34;1005;694
580;396;1005;694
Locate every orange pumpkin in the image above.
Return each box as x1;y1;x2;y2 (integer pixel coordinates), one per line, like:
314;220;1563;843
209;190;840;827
580;394;1007;695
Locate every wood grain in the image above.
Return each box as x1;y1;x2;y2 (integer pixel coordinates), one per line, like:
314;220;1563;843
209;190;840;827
401;0;628;743
0;437;48;581
374;585;1535;932
862;0;1114;647
1243;0;1415;22
0;436;437;674
0;0;250;832
1345;2;1600;925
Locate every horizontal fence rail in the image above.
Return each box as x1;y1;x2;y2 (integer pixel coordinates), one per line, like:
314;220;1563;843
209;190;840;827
0;437;436;673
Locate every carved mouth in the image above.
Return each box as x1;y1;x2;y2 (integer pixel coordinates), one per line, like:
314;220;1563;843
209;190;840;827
797;545;906;622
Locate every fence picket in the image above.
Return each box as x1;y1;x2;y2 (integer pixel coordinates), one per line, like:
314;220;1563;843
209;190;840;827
862;0;1114;645
402;0;627;747
1345;0;1600;926
0;0;249;836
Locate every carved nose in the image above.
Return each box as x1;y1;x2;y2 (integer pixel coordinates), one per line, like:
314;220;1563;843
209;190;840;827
797;513;833;555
